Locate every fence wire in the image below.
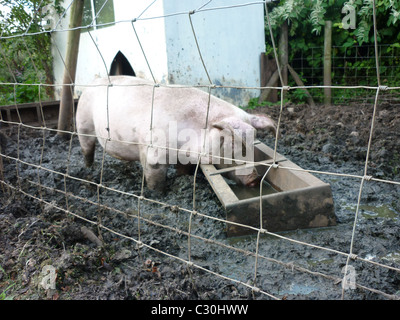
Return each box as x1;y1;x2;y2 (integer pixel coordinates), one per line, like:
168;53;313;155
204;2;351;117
0;0;399;300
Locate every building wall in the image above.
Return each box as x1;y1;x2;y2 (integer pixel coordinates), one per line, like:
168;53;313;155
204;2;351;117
51;0;168;98
51;0;265;106
163;0;265;105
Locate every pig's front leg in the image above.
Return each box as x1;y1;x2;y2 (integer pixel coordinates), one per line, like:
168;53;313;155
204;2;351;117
142;162;168;192
139;145;168;192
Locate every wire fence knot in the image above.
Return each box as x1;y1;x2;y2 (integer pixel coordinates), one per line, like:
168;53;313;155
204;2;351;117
136;241;144;249
349;253;358;260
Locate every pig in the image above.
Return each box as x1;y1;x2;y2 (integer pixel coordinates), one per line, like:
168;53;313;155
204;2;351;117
76;76;277;191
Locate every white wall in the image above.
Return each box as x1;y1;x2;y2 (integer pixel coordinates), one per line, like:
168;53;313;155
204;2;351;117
52;0;168;97
52;0;265;106
163;0;265;105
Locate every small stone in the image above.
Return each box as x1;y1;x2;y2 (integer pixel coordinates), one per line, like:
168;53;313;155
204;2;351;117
112;249;132;262
322;143;335;154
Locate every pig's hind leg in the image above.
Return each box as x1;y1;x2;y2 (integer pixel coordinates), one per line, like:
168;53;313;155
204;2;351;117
78;132;96;167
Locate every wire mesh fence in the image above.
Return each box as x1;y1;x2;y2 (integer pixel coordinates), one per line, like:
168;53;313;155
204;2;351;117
290;44;400;105
0;0;399;300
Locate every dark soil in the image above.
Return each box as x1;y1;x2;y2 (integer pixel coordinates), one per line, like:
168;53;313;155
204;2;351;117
0;100;399;300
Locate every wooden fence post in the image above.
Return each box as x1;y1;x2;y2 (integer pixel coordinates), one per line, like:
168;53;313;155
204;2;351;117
57;0;84;136
324;20;332;106
260;53;278;103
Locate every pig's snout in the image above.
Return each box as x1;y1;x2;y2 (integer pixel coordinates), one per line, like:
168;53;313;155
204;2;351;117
236;169;260;188
246;177;261;188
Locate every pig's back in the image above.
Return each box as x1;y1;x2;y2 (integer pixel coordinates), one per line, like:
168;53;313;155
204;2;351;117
79;76;248;138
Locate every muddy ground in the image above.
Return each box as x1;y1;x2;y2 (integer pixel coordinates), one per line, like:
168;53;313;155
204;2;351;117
0;99;399;300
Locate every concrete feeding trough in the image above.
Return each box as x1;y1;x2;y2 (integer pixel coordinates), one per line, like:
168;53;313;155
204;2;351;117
200;141;336;237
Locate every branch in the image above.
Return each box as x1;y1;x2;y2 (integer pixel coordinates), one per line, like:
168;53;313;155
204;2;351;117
258;69;280;104
287;64;316;107
258;65;316;107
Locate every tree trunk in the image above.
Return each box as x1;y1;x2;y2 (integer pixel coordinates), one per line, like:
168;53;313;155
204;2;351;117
278;20;288;99
57;0;84;136
324;20;332;106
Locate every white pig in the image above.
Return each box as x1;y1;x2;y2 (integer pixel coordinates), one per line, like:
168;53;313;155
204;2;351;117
76;76;277;191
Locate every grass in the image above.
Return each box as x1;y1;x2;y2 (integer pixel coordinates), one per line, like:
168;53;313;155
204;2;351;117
0;266;15;300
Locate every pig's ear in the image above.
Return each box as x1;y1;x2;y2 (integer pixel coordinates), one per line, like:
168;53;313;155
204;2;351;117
212;118;234;132
250;114;277;136
213;117;254;134
213;118;256;148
